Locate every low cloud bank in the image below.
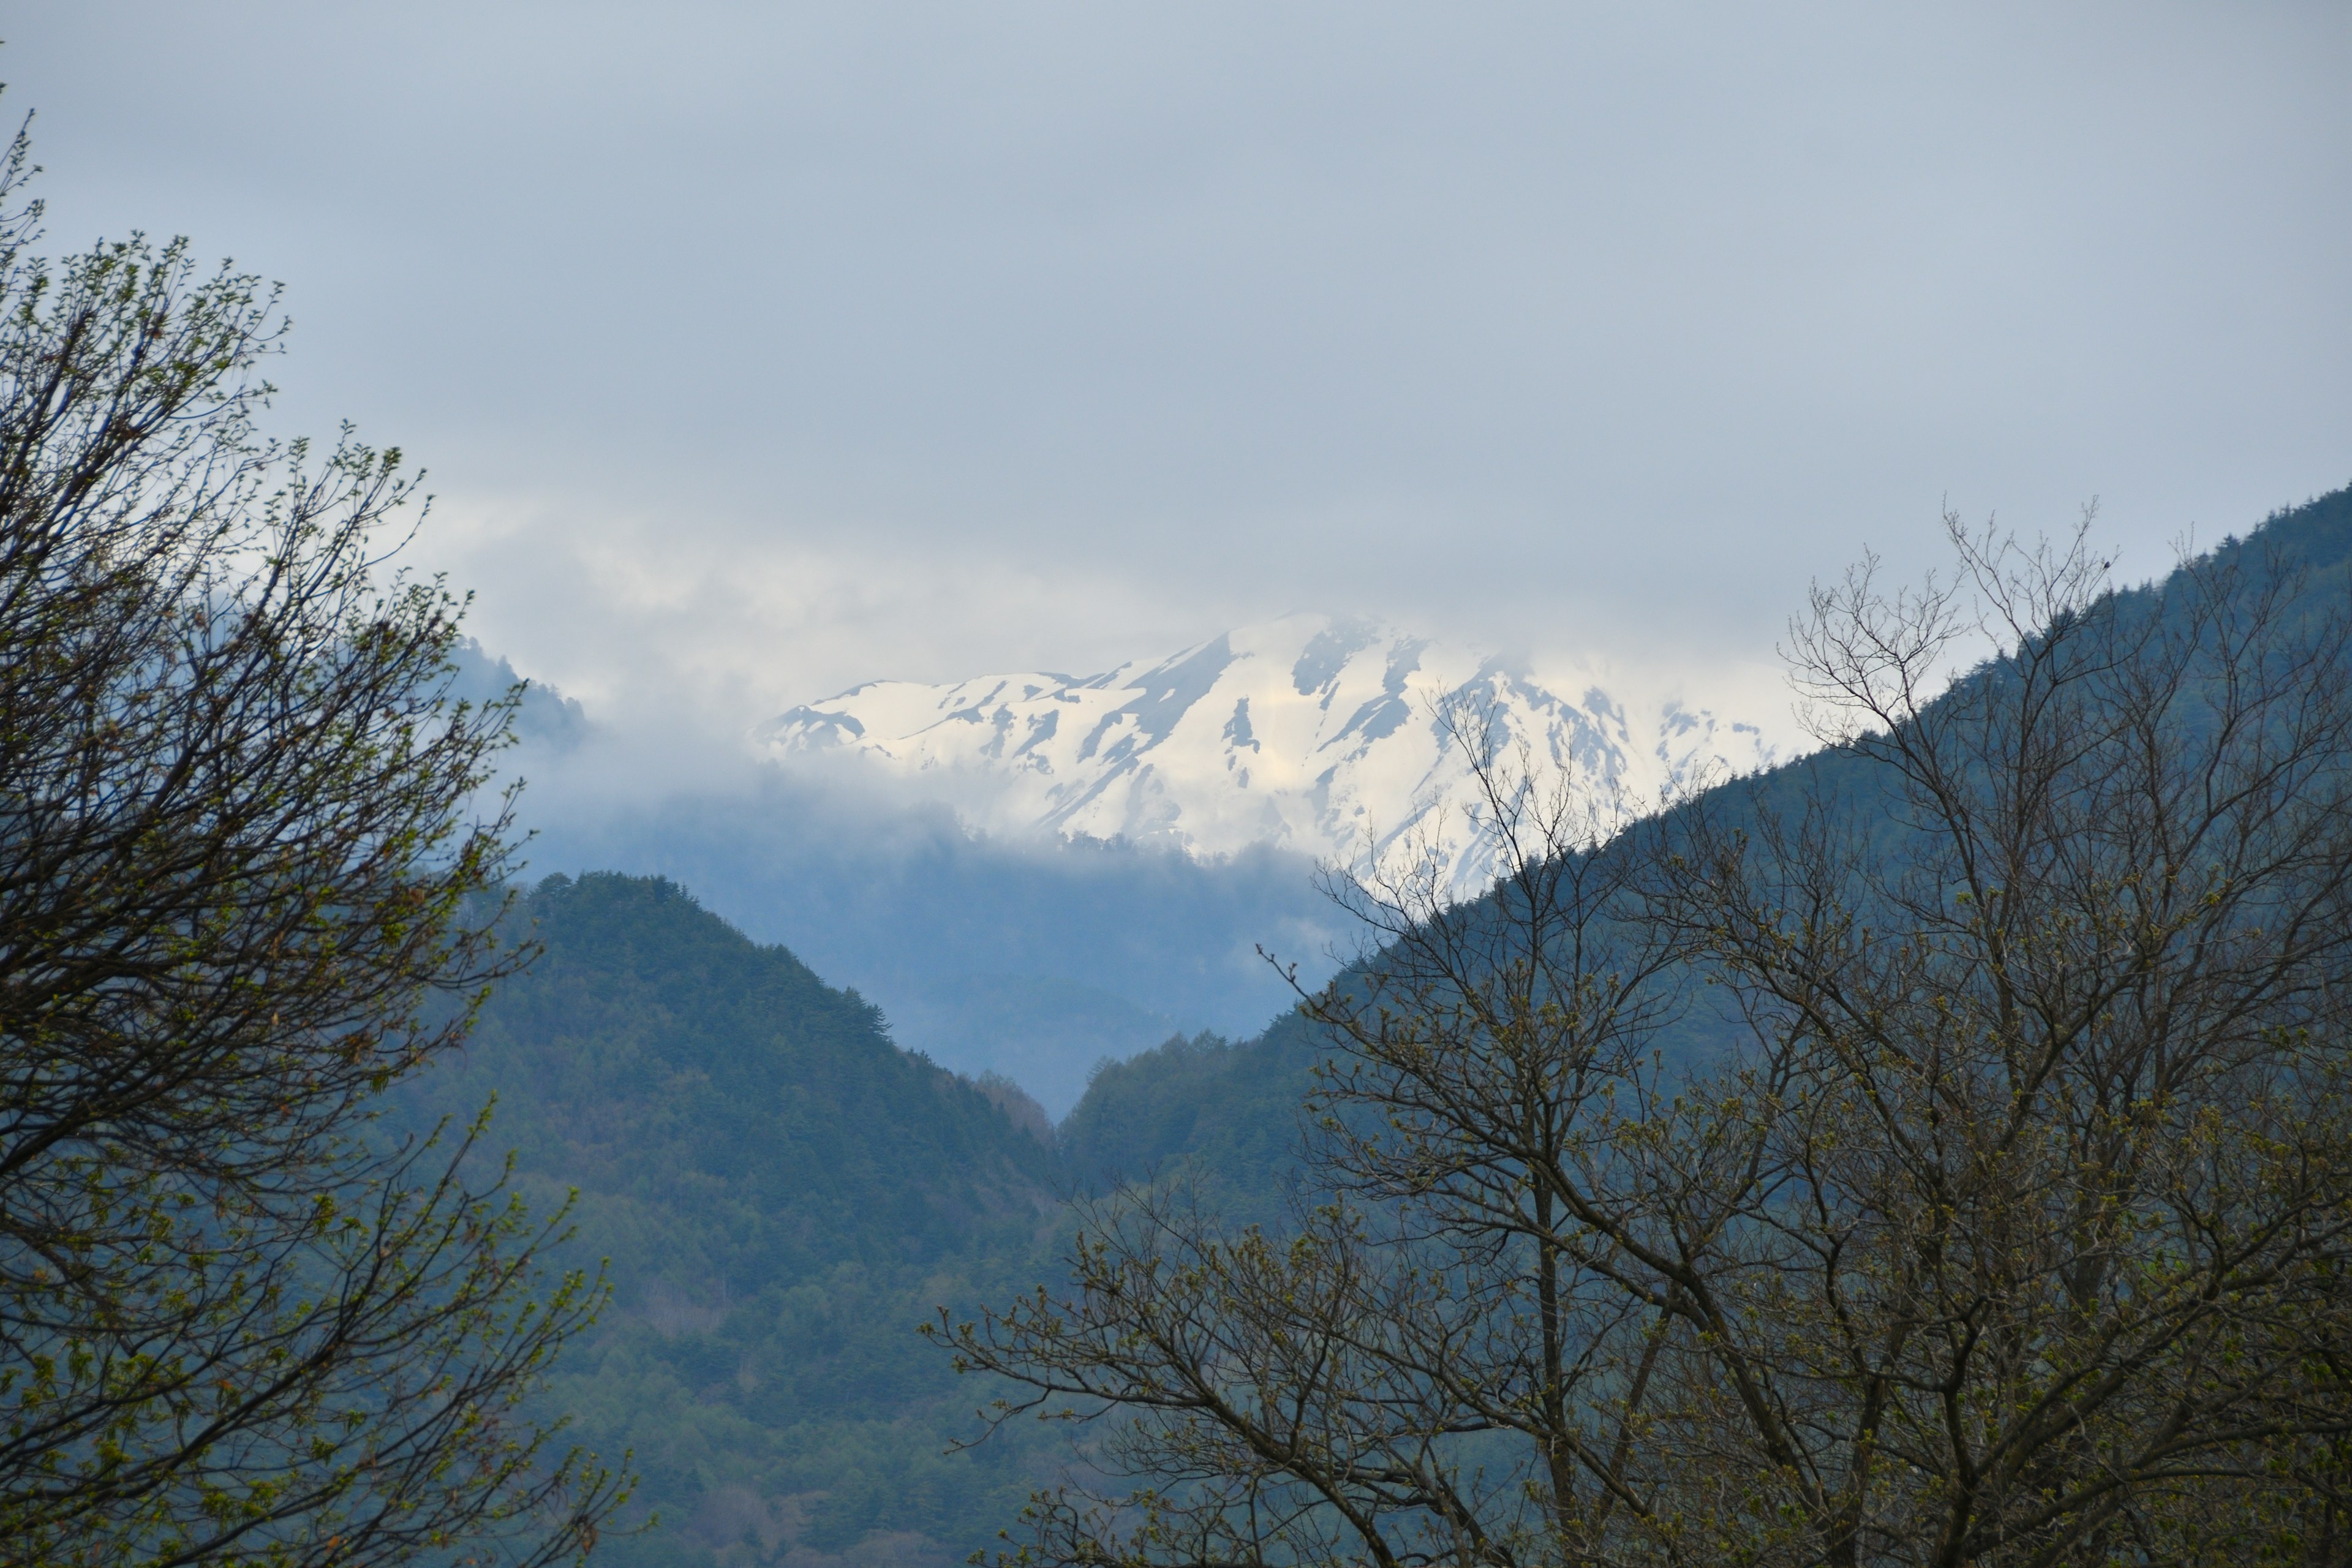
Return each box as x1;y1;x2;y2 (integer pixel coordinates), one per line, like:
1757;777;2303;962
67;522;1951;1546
462;644;1350;1116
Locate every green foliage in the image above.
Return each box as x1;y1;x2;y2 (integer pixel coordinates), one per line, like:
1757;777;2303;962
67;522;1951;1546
382;488;2352;1568
393;873;1074;1568
0;105;618;1567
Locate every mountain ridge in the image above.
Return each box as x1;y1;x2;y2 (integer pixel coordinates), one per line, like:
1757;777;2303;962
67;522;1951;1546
757;613;1778;894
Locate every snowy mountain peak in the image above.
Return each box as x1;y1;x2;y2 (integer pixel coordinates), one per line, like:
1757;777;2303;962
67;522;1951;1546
755;614;1777;894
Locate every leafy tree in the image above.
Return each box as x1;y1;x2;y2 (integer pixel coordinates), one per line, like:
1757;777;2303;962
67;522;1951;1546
944;516;2352;1568
0;111;623;1566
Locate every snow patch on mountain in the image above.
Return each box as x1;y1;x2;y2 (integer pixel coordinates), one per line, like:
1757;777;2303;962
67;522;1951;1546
755;614;1778;895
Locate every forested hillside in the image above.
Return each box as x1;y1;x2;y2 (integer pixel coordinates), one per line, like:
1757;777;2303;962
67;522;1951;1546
979;481;2352;1567
391;874;1072;1568
394;484;2352;1568
7;15;2336;1559
511;777;1345;1118
1055;483;2352;1211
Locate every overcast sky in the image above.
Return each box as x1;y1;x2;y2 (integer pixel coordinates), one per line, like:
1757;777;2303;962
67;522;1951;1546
9;4;2348;742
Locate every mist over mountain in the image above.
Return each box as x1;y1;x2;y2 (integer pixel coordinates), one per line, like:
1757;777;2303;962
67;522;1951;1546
410;486;2352;1568
506;773;1344;1118
464;676;1351;1116
760;613;1779;896
471;614;1777;1114
450;639;592;750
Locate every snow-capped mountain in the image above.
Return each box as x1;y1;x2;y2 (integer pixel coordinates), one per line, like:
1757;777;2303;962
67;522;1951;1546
756;614;1777;895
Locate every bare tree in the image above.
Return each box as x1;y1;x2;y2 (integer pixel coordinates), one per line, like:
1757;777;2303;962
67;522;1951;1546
1642;516;2352;1566
0;111;625;1567
940;514;2352;1568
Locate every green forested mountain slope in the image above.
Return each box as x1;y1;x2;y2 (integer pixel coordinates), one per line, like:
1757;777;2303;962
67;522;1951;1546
393;873;1070;1568
390;485;2350;1568
1057;482;2352;1210
1056;1023;1315;1224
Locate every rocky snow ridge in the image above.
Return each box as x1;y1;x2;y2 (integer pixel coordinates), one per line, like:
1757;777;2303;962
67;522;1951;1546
756;614;1777;896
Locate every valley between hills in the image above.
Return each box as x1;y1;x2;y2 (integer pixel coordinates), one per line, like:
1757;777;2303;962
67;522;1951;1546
400;485;2352;1568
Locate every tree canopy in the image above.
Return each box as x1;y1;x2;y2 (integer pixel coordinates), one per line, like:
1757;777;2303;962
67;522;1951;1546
0;109;622;1568
946;513;2352;1568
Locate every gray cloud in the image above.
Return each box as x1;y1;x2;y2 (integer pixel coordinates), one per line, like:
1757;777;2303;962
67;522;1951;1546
7;2;2346;731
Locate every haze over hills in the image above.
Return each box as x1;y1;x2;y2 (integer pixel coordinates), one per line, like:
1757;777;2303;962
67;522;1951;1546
758;613;1780;896
417;484;2352;1568
473;644;1344;1116
496;752;1343;1117
482;615;1779;1113
393;874;1070;1568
